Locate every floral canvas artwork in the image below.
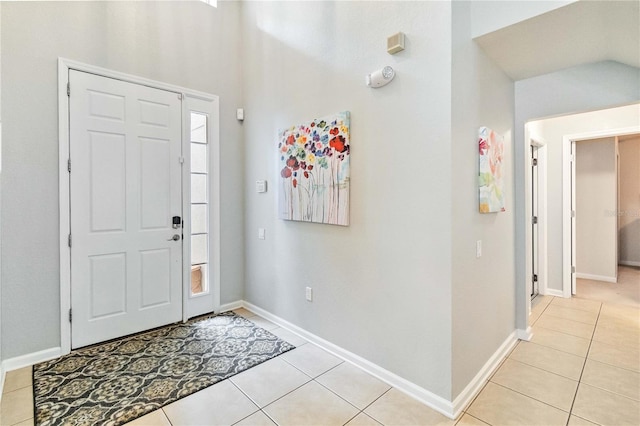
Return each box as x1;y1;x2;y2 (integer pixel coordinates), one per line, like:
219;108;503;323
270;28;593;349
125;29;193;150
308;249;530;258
478;126;505;213
278;111;350;226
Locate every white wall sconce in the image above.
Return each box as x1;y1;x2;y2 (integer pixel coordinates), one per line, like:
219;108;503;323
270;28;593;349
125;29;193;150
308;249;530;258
366;66;395;88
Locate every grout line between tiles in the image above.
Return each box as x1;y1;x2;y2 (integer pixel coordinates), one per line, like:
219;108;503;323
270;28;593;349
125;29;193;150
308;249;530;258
489;382;572;415
564;302;603;426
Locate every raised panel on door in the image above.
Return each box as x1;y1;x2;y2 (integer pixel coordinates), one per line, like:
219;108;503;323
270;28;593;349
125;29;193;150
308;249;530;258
69;69;182;349
89;131;126;233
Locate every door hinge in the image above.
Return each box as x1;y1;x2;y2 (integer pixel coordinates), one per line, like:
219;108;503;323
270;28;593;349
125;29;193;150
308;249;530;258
67;82;70;97
533;274;538;282
572;266;576;274
179;156;185;164
68;234;72;248
571;210;576;218
532;158;538;166
69;309;72;323
67;158;71;173
532;216;538;224
177;93;183;100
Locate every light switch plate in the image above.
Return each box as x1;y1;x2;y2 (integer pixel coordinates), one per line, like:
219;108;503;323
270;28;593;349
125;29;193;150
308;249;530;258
256;180;267;193
258;228;265;240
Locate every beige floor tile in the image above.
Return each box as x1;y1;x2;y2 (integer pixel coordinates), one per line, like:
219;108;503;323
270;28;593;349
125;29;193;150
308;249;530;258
596;313;640;331
126;409;171;426
364;388;454;426
528;309;543;327
455;413;489;425
532;295;554;308
568;415;599;426
233;308;256;318
592;321;640;351
509;341;585;380
599;303;640;326
268;327;308;347
345;412;383;426
581;359;640;401
551;296;602;313
316;362;391;409
248;316;279;331
0;386;34;426
588;339;640;372
234;410;276;426
3;367;32;394
530;326;591;357
163;380;258;426
280;344;343;378
263;381;358;426
572;383;640;426
12;419;35;426
230;356;310;407
535;314;595;339
490;359;578;411
467;382;568;426
544;305;599;325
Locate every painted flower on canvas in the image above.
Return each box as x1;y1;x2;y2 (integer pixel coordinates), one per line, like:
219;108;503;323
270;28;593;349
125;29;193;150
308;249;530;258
278;111;350;226
478;126;505;213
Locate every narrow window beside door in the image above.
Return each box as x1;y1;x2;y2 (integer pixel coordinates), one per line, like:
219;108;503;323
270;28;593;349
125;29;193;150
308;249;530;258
190;112;209;296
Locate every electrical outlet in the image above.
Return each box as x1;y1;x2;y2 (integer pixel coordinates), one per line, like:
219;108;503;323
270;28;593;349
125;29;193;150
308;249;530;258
258;228;265;240
476;240;482;258
305;287;313;302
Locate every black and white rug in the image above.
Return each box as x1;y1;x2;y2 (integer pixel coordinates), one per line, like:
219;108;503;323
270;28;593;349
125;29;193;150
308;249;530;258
33;312;295;425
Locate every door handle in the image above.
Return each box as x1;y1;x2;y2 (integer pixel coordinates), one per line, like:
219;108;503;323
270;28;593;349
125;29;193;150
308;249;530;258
167;234;181;241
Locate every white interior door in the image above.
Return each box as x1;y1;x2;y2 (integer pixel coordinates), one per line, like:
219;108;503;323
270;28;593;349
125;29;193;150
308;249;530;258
69;70;183;348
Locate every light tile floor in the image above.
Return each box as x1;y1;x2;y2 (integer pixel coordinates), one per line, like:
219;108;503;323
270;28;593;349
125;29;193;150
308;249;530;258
2;301;639;425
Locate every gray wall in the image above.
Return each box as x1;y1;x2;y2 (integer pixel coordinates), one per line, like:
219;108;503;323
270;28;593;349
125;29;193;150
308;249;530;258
241;1;454;399
575;138;617;279
618;136;640;266
1;1;245;359
451;1;515;399
514;61;640;327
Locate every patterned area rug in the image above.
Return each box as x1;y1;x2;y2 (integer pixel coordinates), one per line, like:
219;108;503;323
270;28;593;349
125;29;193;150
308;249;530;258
33;312;295;425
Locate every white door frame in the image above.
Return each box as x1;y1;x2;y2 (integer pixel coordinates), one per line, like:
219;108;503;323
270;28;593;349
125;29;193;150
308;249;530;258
58;58;220;355
529;136;548;298
561;126;640;298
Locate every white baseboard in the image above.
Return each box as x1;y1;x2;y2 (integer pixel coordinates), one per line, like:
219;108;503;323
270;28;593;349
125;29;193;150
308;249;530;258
451;331;518;417
242;301;455;417
619;260;640;267
243;300;517;420
544;288;565;297
2;347;62;373
575;273;617;283
517;327;533;341
219;300;243;313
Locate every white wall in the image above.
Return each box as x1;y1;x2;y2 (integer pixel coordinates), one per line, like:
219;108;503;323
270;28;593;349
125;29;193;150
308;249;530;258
451;1;515;399
618;136;640;266
575;138;617;280
514;61;640;328
527;104;640;293
1;1;245;359
470;0;575;38
241;1;454;399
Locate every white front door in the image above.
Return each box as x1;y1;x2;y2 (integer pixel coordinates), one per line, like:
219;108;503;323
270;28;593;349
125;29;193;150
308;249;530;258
69;70;183;348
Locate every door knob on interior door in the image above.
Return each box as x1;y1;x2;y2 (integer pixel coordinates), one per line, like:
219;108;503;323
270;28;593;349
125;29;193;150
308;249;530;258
167;234;181;241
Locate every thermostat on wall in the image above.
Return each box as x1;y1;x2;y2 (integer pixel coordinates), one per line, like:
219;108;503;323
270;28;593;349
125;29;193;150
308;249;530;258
256;180;267;193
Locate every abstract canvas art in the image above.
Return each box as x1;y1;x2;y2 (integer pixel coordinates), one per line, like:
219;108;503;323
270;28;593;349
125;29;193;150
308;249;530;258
278;111;350;226
478;126;505;213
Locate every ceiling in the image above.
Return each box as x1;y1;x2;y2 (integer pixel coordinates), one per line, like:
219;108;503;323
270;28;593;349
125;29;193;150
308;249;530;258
474;0;640;81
